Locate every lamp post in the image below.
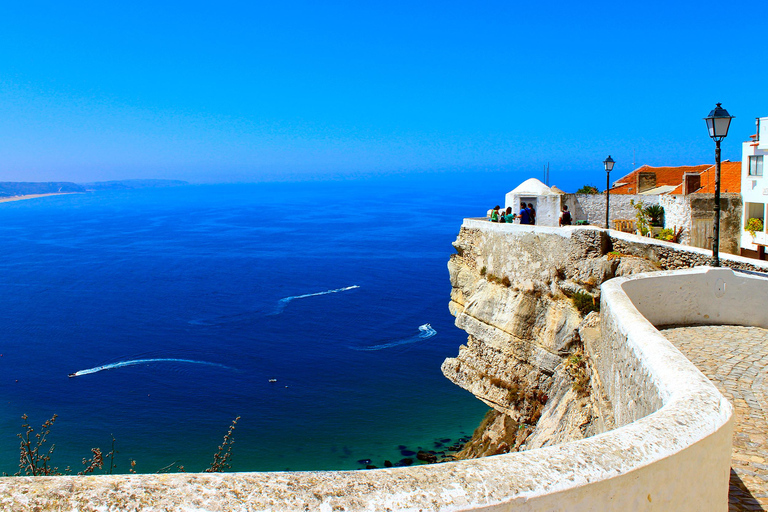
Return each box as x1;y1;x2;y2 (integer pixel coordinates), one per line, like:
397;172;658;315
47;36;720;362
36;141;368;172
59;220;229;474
704;103;734;267
604;155;615;229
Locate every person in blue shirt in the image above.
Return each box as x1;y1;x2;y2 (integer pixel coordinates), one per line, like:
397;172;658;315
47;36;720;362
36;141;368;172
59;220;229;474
518;202;530;225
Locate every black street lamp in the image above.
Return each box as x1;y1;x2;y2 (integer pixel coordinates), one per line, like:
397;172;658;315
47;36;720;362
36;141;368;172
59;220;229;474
604;155;615;229
704;103;734;267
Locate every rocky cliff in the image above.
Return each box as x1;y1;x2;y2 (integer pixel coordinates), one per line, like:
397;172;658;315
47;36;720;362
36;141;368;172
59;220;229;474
442;223;662;457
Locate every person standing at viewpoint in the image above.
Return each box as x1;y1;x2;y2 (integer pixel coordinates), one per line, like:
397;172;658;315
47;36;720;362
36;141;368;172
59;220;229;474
527;203;536;225
518;202;530;225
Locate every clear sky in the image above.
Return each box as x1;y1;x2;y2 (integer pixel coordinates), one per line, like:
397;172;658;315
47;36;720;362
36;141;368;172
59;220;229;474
0;0;765;189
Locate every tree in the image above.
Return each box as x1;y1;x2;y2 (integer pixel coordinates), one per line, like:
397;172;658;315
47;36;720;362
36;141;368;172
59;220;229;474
576;185;600;194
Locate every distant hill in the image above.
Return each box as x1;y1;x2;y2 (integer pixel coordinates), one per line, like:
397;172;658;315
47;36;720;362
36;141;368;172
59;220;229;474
81;179;189;190
0;182;86;197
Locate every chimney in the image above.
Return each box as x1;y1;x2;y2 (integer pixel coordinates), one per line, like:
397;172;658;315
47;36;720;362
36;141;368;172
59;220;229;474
637;172;657;193
683;173;701;195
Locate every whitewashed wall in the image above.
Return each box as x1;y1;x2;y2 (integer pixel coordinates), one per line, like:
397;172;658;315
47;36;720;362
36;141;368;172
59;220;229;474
660;195;691;244
563;193;660;226
504;193;561;227
741;131;768;251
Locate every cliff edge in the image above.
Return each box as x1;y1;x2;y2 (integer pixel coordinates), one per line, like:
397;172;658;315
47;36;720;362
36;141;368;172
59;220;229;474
442;224;661;457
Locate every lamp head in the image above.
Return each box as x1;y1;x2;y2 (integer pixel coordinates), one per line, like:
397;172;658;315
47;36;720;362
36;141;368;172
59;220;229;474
603;155;615;173
704;103;733;141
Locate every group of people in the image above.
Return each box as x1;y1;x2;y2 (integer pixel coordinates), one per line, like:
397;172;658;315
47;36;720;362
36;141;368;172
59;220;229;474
489;202;537;224
488;203;573;226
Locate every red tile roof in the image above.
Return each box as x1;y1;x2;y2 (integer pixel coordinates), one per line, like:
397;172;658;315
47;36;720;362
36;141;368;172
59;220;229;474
609;164;712;194
696;161;742;193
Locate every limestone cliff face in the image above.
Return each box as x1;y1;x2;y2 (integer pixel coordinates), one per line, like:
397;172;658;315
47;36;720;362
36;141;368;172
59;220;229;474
443;225;650;457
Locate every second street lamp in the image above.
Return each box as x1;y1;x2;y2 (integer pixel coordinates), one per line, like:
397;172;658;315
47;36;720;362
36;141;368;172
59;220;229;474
703;103;734;267
604;156;615;229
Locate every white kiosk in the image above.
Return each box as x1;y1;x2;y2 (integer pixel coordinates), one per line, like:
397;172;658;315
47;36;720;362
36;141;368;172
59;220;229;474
504;178;563;226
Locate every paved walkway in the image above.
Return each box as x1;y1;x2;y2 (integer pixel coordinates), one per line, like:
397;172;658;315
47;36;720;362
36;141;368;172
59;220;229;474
662;325;768;512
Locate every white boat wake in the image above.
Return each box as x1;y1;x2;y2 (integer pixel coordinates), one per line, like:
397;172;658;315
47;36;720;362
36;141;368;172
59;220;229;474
271;285;360;315
68;358;232;377
352;324;437;351
188;285;361;325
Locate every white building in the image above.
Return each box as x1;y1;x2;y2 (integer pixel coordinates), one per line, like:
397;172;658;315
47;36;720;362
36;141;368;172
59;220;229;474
741;116;768;259
504;178;563;226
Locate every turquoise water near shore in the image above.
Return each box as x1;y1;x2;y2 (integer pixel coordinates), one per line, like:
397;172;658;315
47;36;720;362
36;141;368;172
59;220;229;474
0;177;497;474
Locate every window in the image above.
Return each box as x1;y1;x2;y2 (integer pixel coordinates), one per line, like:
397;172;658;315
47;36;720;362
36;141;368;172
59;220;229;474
745;203;766;233
749;155;763;176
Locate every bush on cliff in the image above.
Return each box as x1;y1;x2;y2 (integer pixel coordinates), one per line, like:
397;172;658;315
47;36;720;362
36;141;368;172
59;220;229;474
572;291;599;316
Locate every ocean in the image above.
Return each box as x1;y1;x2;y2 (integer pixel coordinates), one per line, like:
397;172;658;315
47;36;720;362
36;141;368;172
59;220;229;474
0;176;500;474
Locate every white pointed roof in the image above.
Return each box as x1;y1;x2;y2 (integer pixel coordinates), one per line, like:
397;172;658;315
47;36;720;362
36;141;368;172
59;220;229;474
508;178;558;196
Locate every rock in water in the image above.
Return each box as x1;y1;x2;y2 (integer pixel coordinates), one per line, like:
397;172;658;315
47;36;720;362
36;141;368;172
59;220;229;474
417;451;437;463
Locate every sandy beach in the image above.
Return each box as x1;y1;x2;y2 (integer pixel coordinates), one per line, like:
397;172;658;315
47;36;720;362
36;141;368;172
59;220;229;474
0;192;80;203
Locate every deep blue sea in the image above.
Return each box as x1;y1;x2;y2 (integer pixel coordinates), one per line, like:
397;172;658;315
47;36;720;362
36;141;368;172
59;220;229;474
0;176;500;474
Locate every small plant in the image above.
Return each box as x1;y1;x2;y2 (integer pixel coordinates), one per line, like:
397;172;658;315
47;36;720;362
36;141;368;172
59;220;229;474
501;276;511;287
564;350;590;397
204;416;241;473
631;200;649;236
17;414;59;476
644;204;664;227
606;251;622;261
574;220;589;226
746;217;764;239
655;226;684;243
79;448;104;476
572;291;599;316
576;185;600;194
480;266;487;276
16;414;116;477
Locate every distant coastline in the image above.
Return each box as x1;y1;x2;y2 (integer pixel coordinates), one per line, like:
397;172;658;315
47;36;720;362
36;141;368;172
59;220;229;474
0;179;189;203
0;192;82;203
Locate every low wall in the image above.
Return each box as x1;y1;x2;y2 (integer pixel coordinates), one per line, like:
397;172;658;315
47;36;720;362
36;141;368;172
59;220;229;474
2;223;762;511
559;193;742;253
463;218;767;274
562;193;660;226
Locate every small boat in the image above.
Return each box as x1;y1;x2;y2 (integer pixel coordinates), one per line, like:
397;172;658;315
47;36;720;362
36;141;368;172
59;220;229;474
268;378;277;383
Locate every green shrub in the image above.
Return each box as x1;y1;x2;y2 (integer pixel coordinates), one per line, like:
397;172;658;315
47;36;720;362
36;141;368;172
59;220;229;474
746;217;764;238
576;185;600;194
644;204;664;227
480;266;487;276
631;200;649;235
572;291;599;315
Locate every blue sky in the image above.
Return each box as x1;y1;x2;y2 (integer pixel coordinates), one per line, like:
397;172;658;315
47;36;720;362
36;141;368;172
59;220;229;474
0;0;765;190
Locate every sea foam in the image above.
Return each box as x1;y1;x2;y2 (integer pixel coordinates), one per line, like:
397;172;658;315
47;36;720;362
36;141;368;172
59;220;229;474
352;323;436;351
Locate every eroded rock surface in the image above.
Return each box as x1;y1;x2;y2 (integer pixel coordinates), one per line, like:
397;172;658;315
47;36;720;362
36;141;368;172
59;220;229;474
444;227;620;457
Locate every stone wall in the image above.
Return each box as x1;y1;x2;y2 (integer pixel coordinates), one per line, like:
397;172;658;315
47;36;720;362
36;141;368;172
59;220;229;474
562;193;743;255
562;193;660;226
